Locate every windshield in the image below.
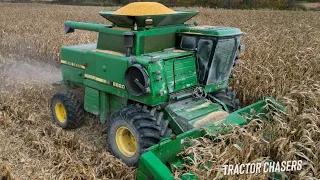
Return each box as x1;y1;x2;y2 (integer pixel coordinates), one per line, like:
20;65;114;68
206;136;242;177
207;37;240;84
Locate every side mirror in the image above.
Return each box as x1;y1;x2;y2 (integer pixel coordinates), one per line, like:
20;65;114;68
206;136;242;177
239;44;245;51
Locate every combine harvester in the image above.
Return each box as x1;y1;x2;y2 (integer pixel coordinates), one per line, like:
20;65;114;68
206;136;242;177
51;2;284;179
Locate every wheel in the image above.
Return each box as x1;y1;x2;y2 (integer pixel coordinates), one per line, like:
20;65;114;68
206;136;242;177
106;104;172;166
211;87;241;112
51;91;84;129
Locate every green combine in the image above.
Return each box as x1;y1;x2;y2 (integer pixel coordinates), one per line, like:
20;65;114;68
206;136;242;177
51;2;283;179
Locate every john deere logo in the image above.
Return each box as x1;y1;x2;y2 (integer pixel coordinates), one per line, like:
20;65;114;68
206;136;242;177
60;60;85;69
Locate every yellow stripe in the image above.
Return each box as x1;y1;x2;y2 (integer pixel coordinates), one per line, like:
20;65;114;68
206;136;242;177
84;74;110;84
61;60;85;69
112;26;131;31
93;49;125;56
84;74;126;90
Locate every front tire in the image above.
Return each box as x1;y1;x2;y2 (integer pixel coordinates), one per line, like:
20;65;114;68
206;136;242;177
51;91;84;129
106;104;172;166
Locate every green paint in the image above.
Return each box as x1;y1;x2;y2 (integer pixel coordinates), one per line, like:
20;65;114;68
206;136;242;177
65;21;111;32
179;26;242;37
94;51;128;84
97;33;125;53
172;98;222;125
99;10;198;28
59;10;284;180
99;91;107;123
109;95;127;114
138;97;284;179
137;152;174;180
163;55;198;93
204;80;228;93
143;33;176;53
84;87;99;115
135;25;188;55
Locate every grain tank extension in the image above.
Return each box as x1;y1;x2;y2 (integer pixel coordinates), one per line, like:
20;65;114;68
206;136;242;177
51;2;284;179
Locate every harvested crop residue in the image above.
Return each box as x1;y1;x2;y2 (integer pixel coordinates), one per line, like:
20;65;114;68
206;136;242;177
0;54;135;179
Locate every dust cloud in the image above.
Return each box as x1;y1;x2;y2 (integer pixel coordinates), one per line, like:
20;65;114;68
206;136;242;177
0;54;62;87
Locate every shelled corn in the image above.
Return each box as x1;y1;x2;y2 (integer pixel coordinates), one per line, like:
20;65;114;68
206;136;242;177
112;2;176;16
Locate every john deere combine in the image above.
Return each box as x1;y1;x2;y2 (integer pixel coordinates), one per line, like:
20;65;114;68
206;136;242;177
51;2;283;179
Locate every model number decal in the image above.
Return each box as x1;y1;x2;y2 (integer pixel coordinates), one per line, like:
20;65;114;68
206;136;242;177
112;82;125;89
84;74;125;89
61;60;85;69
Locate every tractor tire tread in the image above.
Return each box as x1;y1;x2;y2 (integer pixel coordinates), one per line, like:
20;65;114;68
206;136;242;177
106;104;172;166
51;91;84;129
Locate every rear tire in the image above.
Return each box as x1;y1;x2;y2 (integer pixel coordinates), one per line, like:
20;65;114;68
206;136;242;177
106;104;172;166
211;87;240;112
51;91;84;129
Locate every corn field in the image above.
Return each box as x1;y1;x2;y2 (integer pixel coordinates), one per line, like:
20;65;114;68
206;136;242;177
0;3;319;179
